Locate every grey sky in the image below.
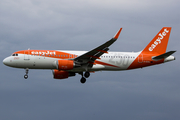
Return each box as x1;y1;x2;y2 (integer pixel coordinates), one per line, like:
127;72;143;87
0;0;180;120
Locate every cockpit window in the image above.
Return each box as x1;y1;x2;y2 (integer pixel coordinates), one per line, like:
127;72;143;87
12;54;18;56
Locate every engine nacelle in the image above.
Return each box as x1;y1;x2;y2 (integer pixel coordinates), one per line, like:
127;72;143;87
53;70;76;79
55;60;74;70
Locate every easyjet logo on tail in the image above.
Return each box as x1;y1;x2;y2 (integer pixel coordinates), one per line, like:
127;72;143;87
149;29;169;51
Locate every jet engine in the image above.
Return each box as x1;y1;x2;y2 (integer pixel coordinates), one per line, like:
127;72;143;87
53;70;76;79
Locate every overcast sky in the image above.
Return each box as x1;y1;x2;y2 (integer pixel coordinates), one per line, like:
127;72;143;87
0;0;180;120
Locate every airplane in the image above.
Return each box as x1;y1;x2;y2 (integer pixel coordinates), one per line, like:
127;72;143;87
3;27;176;83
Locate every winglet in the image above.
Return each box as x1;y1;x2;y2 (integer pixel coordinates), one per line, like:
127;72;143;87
113;28;122;39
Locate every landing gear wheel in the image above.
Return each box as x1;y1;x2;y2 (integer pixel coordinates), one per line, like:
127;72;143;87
24;75;28;79
84;72;90;78
24;68;29;79
80;77;86;84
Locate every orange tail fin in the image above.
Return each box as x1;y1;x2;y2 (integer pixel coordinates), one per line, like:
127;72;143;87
142;27;171;55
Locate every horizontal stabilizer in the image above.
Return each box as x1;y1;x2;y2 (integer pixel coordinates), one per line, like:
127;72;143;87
152;51;176;61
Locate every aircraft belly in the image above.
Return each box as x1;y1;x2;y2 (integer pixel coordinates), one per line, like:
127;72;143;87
91;64;105;70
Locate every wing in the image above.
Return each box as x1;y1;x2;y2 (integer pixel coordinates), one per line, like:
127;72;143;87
74;28;122;68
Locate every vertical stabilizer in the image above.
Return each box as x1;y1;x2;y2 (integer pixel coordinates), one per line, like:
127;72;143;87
142;27;171;54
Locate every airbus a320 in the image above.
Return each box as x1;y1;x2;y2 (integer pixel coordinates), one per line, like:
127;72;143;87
3;27;176;83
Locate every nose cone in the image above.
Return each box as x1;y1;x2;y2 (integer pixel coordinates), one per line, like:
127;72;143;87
3;57;11;66
3;58;8;66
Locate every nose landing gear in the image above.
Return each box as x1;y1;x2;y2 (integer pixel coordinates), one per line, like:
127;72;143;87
24;68;29;79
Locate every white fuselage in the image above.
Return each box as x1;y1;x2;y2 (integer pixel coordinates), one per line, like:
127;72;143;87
3;50;140;72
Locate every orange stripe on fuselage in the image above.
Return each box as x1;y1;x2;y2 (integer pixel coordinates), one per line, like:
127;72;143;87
14;50;78;59
95;61;120;68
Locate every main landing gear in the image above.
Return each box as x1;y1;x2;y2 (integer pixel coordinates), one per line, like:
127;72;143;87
24;68;29;79
80;71;90;84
